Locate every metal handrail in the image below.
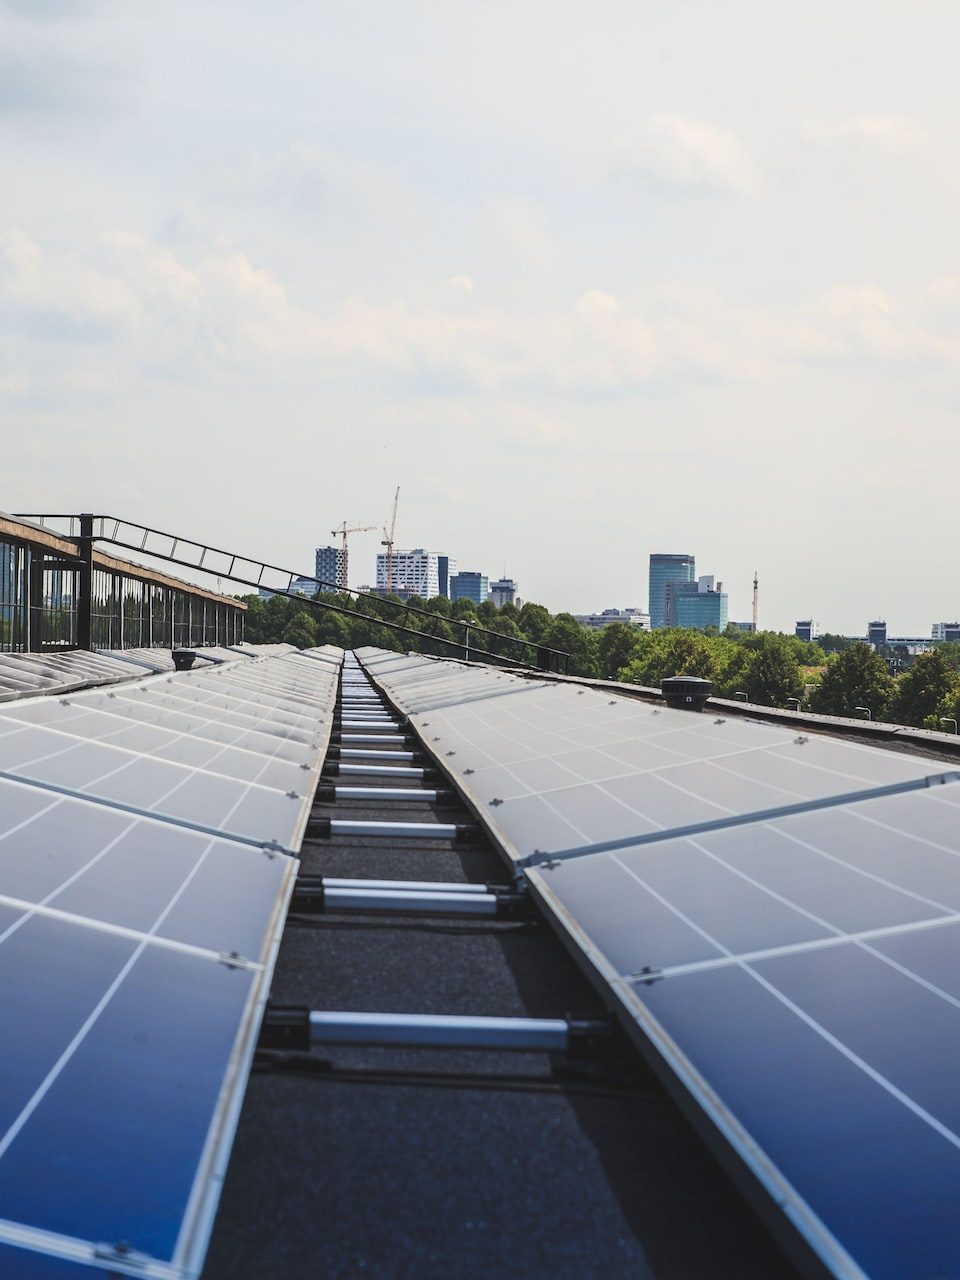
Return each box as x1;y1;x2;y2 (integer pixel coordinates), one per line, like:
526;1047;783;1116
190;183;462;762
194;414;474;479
15;514;569;672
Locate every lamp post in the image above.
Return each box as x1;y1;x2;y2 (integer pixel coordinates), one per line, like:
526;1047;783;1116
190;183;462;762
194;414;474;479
733;691;748;701
854;706;871;721
939;717;958;735
785;697;801;712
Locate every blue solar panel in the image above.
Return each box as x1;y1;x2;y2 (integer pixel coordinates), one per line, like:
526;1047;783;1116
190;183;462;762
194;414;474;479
526;783;960;1280
0;924;255;1265
360;649;960;1279
0;647;343;1277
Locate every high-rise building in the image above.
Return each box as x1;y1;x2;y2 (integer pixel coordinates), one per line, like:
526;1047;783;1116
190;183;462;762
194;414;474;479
669;576;728;631
438;555;453;598
932;622;960;642
450;572;489;605
649;554;695;629
489;578;518;609
315;545;346;592
868;620;887;647
795;620;820;642
376;549;441;599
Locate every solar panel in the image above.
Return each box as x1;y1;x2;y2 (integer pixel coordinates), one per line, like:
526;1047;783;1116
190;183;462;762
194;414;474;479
0;652;154;701
361;649;960;1278
100;647;179;673
357;651;539;713
0;646;344;1276
391;681;941;865
0;920;259;1268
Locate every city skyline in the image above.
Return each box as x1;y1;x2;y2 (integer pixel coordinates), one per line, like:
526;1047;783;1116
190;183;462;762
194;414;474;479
325;533;951;639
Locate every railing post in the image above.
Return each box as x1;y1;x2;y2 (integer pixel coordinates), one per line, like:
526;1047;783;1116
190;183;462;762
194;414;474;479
77;514;95;651
26;551;43;651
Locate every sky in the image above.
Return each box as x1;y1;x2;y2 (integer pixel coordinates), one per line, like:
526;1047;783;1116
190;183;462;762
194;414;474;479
2;0;959;634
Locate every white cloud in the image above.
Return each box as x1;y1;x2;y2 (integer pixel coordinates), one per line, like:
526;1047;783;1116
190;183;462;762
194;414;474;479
484;195;557;265
806;114;958;192
6;225;960;407
828;114;926;157
615;114;760;197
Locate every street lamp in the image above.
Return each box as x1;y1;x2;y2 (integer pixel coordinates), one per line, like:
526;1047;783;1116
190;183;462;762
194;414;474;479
939;717;958;735
854;706;872;720
785;697;801;712
733;691;748;701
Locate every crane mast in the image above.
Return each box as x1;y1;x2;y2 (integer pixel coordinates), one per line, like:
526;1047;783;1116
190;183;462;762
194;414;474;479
382;486;400;594
331;522;376;591
752;570;759;632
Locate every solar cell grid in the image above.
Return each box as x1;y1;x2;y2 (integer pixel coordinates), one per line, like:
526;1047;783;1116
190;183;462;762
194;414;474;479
0;722;313;850
0;777;290;961
2;698;316;766
138;679;332;732
0;647;343;1278
361;649;960;1279
100;647;178;672
388;681;939;866
0;705;311;789
0;654;144;702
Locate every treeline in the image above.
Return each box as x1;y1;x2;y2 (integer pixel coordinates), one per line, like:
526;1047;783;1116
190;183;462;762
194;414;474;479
616;628;960;728
239;591;594;667
241;591;960;731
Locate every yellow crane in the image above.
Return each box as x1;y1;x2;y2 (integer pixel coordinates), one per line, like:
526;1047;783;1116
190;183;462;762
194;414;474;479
381;486;400;594
330;522;376;592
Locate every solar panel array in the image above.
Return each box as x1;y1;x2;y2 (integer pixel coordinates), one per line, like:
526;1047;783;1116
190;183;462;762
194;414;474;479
0;645;343;1279
360;647;960;1280
0;651;157;702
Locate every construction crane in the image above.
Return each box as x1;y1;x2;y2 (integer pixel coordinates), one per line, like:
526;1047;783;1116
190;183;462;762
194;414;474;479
330;521;376;592
752;570;759;632
381;486;400;594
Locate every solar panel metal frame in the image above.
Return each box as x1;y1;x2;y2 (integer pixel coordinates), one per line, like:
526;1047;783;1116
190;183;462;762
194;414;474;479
359;649;960;1280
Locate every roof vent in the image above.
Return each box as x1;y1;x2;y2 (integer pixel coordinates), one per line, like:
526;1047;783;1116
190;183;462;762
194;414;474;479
172;648;197;671
660;675;712;712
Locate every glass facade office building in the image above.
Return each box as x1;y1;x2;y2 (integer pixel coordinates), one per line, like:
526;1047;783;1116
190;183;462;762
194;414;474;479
450;572;489;605
649;554;695;629
675;588;728;631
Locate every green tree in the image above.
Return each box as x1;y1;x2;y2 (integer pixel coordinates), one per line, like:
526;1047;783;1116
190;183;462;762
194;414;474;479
518;602;552;643
282;610;318;649
889;649;959;728
485;615;525;660
740;634;803;707
817;633;856;654
542;614;598;677
314;611;350;648
619;629;717;687
935;642;960;672
597;623;643;679
451;598;479;621
418;611;458;659
809;642;895;720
